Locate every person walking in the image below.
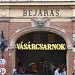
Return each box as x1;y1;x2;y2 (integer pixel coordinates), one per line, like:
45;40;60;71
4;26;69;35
54;67;60;75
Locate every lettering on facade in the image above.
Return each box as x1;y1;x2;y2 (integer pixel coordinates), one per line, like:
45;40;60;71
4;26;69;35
23;9;60;17
15;41;66;50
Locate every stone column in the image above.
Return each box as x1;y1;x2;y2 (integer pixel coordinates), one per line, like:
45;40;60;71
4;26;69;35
67;49;74;75
8;48;15;75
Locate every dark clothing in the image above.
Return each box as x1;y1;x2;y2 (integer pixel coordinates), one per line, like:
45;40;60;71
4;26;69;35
37;62;52;75
13;70;18;75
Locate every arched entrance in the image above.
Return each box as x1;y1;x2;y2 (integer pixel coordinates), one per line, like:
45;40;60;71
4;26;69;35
15;31;67;75
10;27;72;49
10;27;72;75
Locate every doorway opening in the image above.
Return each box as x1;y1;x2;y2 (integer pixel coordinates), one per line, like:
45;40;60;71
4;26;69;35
15;31;67;75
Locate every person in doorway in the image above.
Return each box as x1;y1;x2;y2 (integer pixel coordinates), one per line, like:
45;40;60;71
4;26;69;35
17;66;25;74
50;63;57;75
25;68;30;74
54;67;60;75
12;67;18;75
29;62;37;74
62;67;66;75
43;61;52;75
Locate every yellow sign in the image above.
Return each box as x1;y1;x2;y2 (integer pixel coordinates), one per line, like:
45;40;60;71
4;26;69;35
15;41;66;50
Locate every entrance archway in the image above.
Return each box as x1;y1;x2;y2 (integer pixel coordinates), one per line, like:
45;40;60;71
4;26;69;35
10;27;72;49
10;27;72;75
15;31;67;75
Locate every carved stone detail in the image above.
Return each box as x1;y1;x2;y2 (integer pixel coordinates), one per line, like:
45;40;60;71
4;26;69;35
31;18;50;30
1;9;7;17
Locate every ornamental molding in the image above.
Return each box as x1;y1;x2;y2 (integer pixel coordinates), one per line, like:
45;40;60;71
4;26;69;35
71;5;75;9
31;18;50;30
0;5;75;9
9;5;75;9
0;6;10;9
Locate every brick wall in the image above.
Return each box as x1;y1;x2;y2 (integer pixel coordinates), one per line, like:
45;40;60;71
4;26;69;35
0;21;74;75
67;51;75;75
0;22;72;42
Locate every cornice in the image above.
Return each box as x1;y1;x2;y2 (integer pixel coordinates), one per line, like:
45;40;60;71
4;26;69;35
0;1;74;5
0;5;74;9
10;5;72;9
0;1;75;9
0;6;10;9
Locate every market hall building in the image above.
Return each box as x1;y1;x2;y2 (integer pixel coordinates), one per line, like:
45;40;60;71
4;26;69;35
0;1;75;75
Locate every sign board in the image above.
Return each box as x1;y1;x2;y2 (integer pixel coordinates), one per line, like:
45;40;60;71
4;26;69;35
0;68;6;75
15;41;66;50
0;59;6;65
